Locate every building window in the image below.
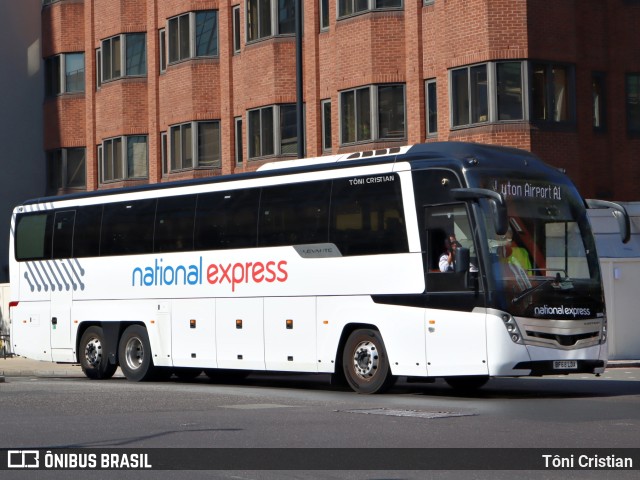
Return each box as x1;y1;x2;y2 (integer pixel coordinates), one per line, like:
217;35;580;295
320;0;330;30
100;33;147;83
248;105;299;159
161;132;168;175
235;117;243;164
531;62;574;123
246;0;295;42
168;11;218;63
626;73;640;134
321;99;332;151
592;72;606;131
45;53;85;96
338;0;402;18
423;0;435;6
47;148;86;193
100;136;149;183
451;64;488;127
425;79;437;136
449;61;527;128
169;121;221;171
340;84;406;145
233;6;242;53
159;29;167;73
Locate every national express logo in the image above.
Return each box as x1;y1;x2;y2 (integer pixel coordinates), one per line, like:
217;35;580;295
131;257;288;292
533;305;591;318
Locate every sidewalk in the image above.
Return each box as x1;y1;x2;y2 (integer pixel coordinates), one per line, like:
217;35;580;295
1;355;638;381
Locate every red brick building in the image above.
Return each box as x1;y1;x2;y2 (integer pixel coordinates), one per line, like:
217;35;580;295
42;0;640;200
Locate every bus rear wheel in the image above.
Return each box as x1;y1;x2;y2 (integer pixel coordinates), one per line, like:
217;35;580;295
79;326;117;380
342;329;395;394
118;325;156;382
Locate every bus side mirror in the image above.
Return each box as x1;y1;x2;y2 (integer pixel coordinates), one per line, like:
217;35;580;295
455;247;470;274
451;188;508;236
586;199;631;244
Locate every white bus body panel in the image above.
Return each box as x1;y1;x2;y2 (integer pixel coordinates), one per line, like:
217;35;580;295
424;309;489;377
486;313;532;376
170;298;216;368
264;296;317;372
216;297;265;370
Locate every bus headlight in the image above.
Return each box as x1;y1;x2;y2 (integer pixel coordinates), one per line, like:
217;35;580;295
501;313;524;344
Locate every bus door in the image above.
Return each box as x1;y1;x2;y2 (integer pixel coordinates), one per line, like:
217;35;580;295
50;210;76;362
422;204;489;377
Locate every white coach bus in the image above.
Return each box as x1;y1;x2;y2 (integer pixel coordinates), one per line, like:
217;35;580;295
8;142;629;393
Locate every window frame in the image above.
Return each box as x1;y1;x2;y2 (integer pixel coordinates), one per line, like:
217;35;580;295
45;52;85;96
337;0;403;20
99;33;147;84
425;78;437;136
246;0;296;43
233;5;242;54
167;10;219;64
99;135;149;184
247;105;301;160
46;147;87;193
339;84;406;146
321;99;332;152
167;121;222;173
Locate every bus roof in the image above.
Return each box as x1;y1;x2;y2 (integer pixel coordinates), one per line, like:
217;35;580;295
19;142;550;207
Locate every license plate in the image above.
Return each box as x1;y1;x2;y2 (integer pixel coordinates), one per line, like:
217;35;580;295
553;360;578;370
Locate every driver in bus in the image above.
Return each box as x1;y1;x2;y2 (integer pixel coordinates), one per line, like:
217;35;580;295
439;234;461;272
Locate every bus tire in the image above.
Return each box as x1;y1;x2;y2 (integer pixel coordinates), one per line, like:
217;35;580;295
118;325;155;382
444;375;489;392
342;328;395;394
79;326;117;380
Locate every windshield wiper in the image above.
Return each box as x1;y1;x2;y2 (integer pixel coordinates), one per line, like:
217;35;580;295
511;273;571;305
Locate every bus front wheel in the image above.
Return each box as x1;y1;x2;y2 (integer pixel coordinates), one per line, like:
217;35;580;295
79;326;117;380
342;329;395;394
118;325;156;382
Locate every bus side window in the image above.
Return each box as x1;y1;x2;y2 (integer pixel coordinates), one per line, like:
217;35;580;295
155;195;197;253
329;174;408;256
15;212;54;261
258;181;331;247
195;189;260;250
52;210;76;259
101;200;156;256
74;205;102;258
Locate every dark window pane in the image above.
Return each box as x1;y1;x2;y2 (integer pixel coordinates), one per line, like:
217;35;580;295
127;136;148;178
341;90;355;143
126;33;146;75
47;150;64;192
198;122;220;167
497;62;523;121
259;181;331;247
278;0;295;34
330;174;407;256
66;148;86;188
52;210;75;259
65;53;85;92
627;74;640;133
322;101;332;150
261;107;274;155
74;205;103;258
280;105;297;154
194;189;260;250
233;7;241;52
249;109;261;157
101;200;156;256
45;55;61;96
112;36;122;78
15;213;53;261
259;0;272;38
532;64;548;121
179;14;191;60
168;17;180;62
376;0;402;7
426;81;437;134
378;85;405;139
451;68;469;126
470;64;488;123
356;88;371;141
155;195;197;253
196;11;217;56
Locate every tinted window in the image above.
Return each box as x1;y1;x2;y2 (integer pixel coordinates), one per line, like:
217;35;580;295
74;205;103;258
52;210;75;259
101;200;156;256
195;189;259;250
259;181;331;247
15;212;53;261
330;174;407;256
155;195;197;253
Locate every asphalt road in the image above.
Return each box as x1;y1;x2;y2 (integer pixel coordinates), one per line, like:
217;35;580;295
1;370;639;479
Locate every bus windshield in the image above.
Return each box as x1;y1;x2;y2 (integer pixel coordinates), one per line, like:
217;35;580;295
481;178;602;318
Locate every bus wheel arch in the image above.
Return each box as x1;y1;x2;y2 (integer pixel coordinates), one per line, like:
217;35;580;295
78;325;117;380
340;326;395;394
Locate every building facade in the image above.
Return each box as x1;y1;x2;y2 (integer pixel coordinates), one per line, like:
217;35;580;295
0;0;44;283
42;0;640;200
